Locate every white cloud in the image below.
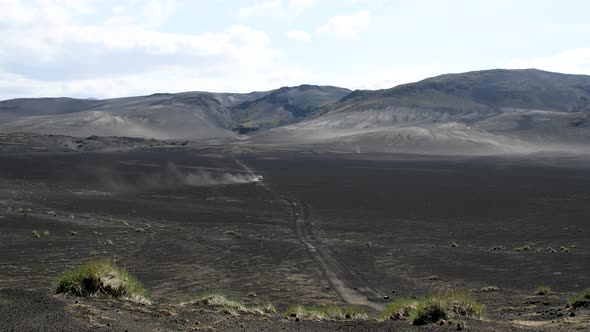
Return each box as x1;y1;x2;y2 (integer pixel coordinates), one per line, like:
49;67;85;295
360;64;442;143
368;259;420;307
329;64;444;90
239;0;281;16
239;0;316;17
143;0;178;23
506;48;590;75
316;10;371;38
287;29;310;42
0;0;313;99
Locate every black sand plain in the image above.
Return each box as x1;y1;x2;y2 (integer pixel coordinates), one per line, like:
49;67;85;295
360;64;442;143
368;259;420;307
0;134;589;331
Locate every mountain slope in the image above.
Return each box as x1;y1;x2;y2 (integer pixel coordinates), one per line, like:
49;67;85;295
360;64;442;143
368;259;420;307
0;91;269;139
231;85;351;132
324;69;590;114
1;69;590;155
0;85;349;139
251;69;590;154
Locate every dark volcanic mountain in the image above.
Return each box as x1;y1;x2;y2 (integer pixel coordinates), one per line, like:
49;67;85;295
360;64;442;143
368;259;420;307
232;85;350;132
254;69;590;154
1;69;589;154
326;69;590;113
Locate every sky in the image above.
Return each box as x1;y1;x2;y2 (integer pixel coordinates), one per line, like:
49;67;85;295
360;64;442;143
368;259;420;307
0;0;589;100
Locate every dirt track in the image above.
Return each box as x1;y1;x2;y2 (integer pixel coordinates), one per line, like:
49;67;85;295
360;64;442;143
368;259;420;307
287;198;385;312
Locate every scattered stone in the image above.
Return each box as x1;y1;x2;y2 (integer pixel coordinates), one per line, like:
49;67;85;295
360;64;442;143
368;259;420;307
450;242;458;248
71;231;78;236
104;239;113;245
42;230;50;236
32;230;40;238
135;228;145;233
47;211;56;216
247;292;256;297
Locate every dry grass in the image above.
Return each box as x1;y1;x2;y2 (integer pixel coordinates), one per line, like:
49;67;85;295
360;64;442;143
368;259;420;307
535;286;551;295
54;260;148;303
568;288;590;308
285;304;368;321
382;289;484;325
181;293;276;316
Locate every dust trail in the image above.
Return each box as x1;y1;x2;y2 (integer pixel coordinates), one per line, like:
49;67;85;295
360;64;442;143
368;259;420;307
165;162;262;187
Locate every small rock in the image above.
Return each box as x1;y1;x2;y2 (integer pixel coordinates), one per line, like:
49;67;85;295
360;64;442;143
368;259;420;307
570;311;576;317
450;242;458;247
383;295;390;300
71;231;78;236
345;313;351;319
457;321;465;330
48;211;56;216
290;313;297;318
295;317;300;322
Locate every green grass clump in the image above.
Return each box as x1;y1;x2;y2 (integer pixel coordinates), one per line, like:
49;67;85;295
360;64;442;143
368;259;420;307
54;260;147;302
382;298;418;320
382;290;484;325
182;293;275;316
535;286;551;296
285;304;368;321
568;288;590;308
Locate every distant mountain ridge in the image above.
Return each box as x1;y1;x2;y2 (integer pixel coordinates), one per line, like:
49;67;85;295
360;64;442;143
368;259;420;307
1;69;590;155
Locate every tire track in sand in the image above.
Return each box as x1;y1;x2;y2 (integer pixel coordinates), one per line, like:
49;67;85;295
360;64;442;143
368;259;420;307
285;199;385;312
232;150;385;312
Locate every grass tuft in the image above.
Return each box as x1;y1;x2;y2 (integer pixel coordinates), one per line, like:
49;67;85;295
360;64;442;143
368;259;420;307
54;260;147;303
568;288;590;308
285;304;368;321
382;289;484;325
480;286;499;292
382;298;418;320
535;286;551;296
182;293;275;316
514;245;532;252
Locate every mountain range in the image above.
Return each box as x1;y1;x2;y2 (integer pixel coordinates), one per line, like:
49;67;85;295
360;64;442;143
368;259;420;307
1;69;589;155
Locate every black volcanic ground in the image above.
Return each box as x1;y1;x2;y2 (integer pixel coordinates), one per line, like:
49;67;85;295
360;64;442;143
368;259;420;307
0;134;589;331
